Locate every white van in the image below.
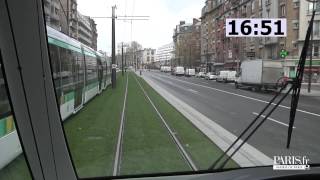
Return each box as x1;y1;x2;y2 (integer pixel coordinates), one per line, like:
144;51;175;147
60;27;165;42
226;71;237;82
174;66;185;76
185;69;195;76
216;71;229;82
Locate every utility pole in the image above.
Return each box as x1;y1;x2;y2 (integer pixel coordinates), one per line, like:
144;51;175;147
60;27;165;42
122;42;124;76
111;5;116;89
92;8;148;84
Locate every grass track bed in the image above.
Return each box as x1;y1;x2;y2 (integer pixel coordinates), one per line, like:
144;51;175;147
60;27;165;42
135;73;239;169
120;73;189;175
64;74;126;178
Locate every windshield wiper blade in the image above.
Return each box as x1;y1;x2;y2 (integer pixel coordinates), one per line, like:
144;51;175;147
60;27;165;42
209;10;315;170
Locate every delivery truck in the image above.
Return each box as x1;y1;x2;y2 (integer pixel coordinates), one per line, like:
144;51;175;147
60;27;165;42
235;60;284;91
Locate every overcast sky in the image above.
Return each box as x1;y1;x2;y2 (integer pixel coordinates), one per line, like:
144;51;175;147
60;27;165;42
77;0;203;55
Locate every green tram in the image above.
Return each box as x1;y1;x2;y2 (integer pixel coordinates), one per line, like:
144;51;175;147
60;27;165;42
0;26;111;169
47;26;111;120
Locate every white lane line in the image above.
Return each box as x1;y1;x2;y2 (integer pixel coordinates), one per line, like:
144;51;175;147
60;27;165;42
252;112;296;128
187;89;199;94
152;74;320;118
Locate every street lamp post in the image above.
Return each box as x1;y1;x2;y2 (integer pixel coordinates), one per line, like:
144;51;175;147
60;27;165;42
307;0;319;93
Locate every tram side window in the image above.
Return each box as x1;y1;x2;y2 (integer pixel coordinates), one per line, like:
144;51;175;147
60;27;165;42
59;49;75;105
85;55;98;85
48;44;61;104
102;61;107;83
74;51;85;79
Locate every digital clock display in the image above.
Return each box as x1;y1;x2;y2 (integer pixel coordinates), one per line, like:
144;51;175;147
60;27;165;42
226;19;287;37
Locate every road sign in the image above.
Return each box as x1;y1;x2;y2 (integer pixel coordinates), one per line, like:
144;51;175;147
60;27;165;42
112;64;117;69
280;49;288;58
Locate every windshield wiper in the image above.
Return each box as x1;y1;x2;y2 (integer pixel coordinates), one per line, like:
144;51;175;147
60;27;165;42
209;11;316;170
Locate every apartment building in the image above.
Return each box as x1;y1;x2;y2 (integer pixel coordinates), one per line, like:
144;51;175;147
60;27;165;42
155;43;175;67
173;19;201;68
43;0;98;50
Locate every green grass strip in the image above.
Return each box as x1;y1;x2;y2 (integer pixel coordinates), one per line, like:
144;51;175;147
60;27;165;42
135;73;239;170
0;155;32;180
120;73;189;175
64;74;126;178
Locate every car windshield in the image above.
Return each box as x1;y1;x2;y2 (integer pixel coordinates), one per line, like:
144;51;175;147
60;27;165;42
1;0;320;179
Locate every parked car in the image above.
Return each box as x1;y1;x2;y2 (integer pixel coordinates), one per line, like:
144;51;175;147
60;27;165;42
205;72;217;80
185;69;196;76
161;66;171;72
195;72;205;78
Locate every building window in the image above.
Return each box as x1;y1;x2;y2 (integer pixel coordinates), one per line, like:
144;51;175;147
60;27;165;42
259;0;262;8
251;1;255;14
308;3;317;14
314;46;319;56
314;21;320;36
280;5;285;17
293;22;299;30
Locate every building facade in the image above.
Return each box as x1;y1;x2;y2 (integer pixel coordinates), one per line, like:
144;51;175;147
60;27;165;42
77;13;97;50
43;0;62;31
140;48;156;66
173;19;201;68
155;43;175;67
43;0;98;50
200;0;302;75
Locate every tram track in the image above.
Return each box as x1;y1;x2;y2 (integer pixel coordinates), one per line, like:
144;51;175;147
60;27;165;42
133;74;198;171
113;73;128;176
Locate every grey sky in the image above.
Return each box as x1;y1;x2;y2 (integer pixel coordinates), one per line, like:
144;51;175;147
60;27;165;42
77;0;203;55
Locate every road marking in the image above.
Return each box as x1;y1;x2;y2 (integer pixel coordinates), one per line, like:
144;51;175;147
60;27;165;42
252;112;296;129
152;73;320;118
187;89;199;94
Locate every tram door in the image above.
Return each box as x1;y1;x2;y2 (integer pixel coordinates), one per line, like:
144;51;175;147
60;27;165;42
74;52;85;110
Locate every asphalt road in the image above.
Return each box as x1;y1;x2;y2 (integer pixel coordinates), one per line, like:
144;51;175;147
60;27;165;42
142;70;320;165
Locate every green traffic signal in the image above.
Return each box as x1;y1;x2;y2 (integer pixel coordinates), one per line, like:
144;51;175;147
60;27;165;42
280;49;288;58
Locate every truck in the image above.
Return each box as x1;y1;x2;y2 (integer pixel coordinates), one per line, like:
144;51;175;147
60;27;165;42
235;60;284;91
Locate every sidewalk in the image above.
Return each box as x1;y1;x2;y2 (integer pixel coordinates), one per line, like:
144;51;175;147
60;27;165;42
285;84;320;97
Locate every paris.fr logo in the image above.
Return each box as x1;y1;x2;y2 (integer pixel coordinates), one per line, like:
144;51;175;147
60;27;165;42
273;156;310;170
